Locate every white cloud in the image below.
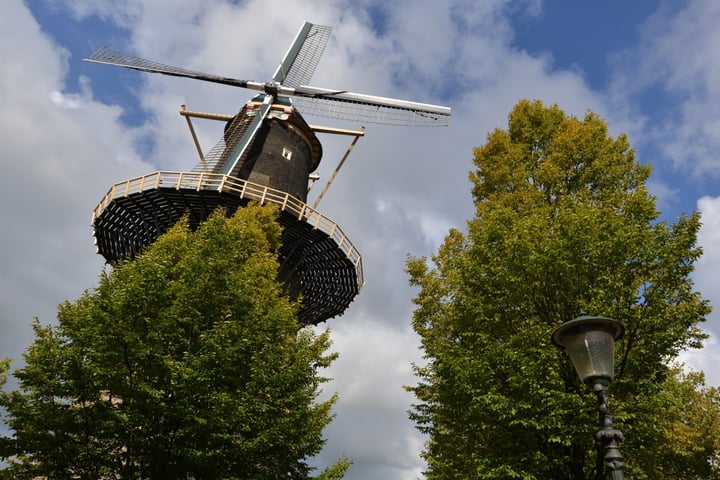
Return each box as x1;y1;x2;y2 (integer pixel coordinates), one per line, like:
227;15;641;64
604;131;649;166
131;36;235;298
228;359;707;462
0;0;151;364
696;197;720;334
677;197;720;386
697;196;720;266
609;0;720;177
314;318;428;479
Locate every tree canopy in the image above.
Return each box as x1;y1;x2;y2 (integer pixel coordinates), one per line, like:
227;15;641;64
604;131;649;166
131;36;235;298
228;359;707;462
407;100;718;479
0;205;348;480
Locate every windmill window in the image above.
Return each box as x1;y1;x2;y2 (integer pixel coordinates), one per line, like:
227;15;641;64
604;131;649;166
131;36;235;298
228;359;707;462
282;148;293;160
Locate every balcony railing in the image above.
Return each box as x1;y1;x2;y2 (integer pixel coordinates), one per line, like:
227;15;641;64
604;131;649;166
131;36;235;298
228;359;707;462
92;171;363;286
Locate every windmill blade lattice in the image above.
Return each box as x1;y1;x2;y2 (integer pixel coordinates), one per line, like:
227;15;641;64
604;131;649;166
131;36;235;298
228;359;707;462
292;93;450;127
273;22;332;87
85;47;255;89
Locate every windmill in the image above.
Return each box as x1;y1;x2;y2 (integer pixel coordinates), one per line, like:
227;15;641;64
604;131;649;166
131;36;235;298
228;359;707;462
85;22;451;326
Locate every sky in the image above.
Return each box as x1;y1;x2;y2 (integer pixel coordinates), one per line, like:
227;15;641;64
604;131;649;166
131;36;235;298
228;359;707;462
1;0;719;478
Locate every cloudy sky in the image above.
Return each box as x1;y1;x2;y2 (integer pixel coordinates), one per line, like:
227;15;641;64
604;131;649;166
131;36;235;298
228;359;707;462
2;1;720;478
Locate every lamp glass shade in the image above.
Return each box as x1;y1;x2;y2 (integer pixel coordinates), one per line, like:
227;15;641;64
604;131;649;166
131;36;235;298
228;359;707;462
552;316;624;384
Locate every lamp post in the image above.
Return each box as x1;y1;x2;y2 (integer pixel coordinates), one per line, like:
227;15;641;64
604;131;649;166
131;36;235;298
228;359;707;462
552;315;626;480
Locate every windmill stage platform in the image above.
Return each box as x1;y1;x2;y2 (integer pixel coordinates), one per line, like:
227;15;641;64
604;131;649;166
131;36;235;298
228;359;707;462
92;171;363;326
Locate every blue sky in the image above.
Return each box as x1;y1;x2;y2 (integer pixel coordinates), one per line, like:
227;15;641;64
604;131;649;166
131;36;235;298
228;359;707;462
513;2;660;87
2;1;720;479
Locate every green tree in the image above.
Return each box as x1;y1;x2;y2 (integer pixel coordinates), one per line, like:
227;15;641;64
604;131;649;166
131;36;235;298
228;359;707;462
636;369;720;478
0;358;8;392
407;100;717;479
0;205;349;480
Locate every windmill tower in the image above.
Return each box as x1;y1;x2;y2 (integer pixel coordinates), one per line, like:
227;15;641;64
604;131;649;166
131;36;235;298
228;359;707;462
85;22;451;326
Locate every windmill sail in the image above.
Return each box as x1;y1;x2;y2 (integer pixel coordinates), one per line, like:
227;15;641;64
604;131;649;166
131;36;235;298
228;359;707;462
85;47;255;89
291;87;451;127
216;96;274;177
273;22;332;87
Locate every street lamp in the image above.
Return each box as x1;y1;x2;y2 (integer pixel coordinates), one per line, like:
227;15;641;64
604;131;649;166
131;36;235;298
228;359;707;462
552;315;626;480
